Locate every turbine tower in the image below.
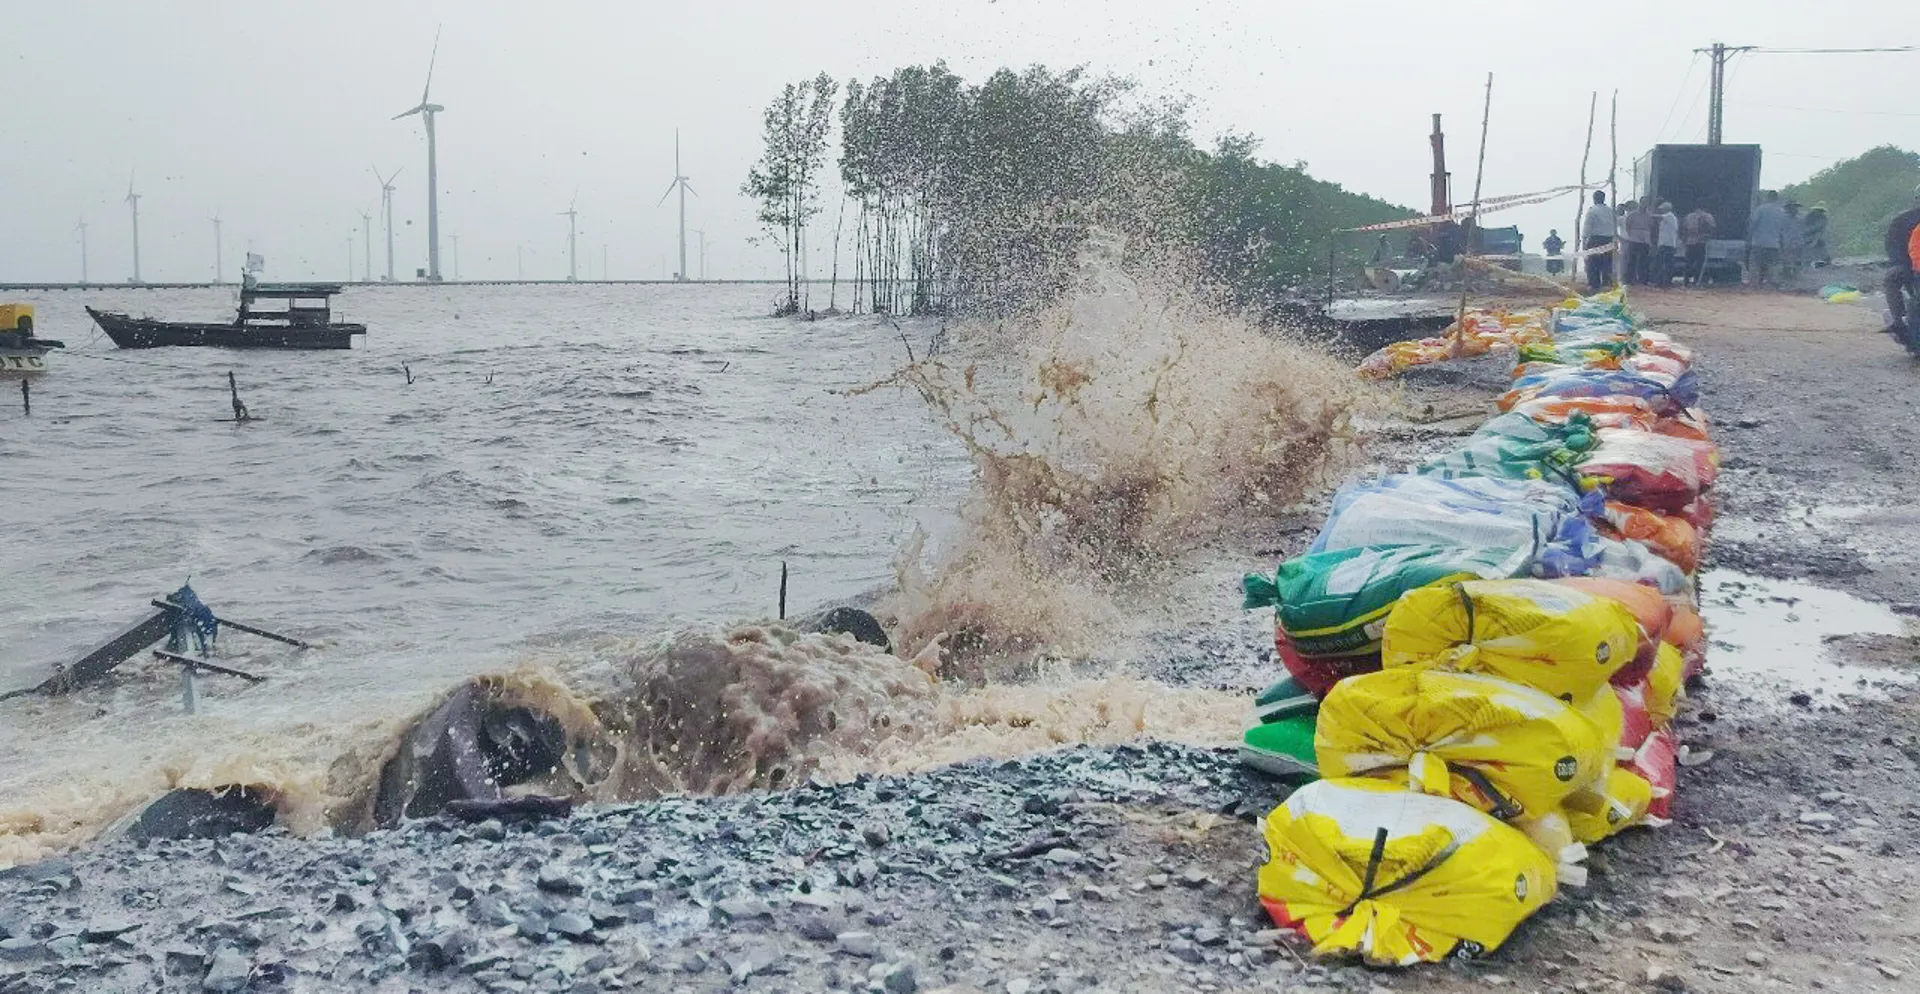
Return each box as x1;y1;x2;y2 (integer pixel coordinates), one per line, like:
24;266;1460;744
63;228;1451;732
76;220;90;284
561;197;579;282
125;178;143;283
656;130;696;282
210;214;223;283
374;165;402;282
393;28;445;282
693;228;707;281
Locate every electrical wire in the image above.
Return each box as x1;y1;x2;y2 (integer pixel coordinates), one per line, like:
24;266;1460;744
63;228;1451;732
1656;54;1701;141
1750;46;1916;54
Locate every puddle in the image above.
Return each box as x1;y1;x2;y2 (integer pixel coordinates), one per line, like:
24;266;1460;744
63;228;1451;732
1698;569;1915;701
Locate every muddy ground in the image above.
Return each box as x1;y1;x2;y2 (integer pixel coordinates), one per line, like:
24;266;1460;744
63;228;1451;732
3;288;1918;994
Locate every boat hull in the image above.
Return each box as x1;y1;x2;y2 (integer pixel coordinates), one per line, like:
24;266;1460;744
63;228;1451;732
86;308;364;350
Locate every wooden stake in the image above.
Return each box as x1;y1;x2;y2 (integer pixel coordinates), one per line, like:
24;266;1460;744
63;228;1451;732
19;378;27;416
1453;72;1495;356
778;561;789;621
1576;92;1598;283
1608;90;1620;287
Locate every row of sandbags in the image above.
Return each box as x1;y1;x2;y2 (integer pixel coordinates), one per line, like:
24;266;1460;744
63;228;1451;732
1240;290;1715;966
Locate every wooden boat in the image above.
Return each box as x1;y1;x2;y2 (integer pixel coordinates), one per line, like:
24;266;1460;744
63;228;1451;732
0;303;62;373
87;278;367;350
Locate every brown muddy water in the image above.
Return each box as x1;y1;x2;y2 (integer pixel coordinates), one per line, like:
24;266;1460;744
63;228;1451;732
0;270;1359;866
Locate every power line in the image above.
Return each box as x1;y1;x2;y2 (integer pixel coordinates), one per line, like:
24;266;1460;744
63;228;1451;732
1750;46;1916;54
1656;53;1701;141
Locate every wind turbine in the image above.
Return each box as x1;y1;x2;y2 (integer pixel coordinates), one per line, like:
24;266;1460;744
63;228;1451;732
373;165;401;282
125;177;143;283
210;214;223;283
656;130;696;281
393;28;445;282
560;197;579;282
76;219;89;284
360;208;373;282
693;228;707;281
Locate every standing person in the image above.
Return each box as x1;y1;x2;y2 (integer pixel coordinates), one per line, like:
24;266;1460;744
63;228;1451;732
1543;229;1565;275
1622;200;1655;285
1803;203;1831;268
1582;191;1617;291
1748;191;1789;288
1681;206;1717;286
1653;202;1680;287
1881;189;1920;337
1782;201;1806;283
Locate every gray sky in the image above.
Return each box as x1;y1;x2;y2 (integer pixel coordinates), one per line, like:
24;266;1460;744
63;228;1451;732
3;0;1914;283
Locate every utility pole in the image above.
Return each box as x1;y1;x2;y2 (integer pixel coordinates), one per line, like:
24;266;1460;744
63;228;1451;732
1428;114;1450;215
76;220;89;284
1694;42;1910;145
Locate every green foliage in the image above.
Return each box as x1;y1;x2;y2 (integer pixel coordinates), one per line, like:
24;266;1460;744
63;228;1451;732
1782;146;1920;259
766;63;1414;317
743;73;839;311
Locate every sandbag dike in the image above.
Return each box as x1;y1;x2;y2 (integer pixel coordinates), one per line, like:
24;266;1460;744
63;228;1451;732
98;616;1244;845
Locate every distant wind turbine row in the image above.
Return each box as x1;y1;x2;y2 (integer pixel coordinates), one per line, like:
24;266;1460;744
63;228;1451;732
74;26;701;284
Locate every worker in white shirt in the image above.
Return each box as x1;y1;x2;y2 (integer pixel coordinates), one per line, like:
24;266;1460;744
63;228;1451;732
1582;191;1617;291
1653;202;1680;286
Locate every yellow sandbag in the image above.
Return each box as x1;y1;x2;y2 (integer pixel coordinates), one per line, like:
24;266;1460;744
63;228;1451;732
1646;642;1686;727
1382;580;1640;700
1562;767;1653;843
1513;811;1590;888
1316;668;1610;820
1577;684;1630;760
1259;778;1557;966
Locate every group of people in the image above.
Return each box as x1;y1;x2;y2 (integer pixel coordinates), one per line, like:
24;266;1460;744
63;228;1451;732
1550;191;1831;292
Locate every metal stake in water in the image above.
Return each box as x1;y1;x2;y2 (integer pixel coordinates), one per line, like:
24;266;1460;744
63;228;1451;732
180;663;198;714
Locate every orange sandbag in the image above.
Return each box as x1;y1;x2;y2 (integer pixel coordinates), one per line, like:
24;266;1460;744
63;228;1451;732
1511;395;1656;427
1665;604;1706;680
1598;502;1702;573
1554;577;1674;686
1654;408;1712;443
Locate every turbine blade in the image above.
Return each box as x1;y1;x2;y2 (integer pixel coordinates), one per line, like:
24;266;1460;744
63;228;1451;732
393;105;425;120
422;26;442;104
683;180;698;198
656;181;677;207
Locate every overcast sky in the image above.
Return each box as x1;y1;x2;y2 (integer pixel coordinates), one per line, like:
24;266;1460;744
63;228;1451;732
3;0;1914;283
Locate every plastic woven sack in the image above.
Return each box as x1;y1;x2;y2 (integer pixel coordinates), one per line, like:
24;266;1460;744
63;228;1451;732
1654;408;1712;443
1312;476;1601;578
1562;767;1654;843
1275;632;1380;699
1315;668;1610;820
1589;537;1693;596
1381;580;1641;700
1552;577;1674;686
1598;501;1702;573
1417;413;1597;487
1645;642;1687;726
1578;429;1719;513
1627;727;1679;819
1257;778;1557;965
1500;367;1698;416
1245;544;1534;660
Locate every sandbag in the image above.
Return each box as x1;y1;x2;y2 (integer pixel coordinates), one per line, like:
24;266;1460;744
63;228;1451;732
1645;642;1687;726
1315;668;1610;820
1578;429;1720;514
1628;727;1679;820
1553;576;1675;686
1257;778;1557;965
1275;632;1380;699
1598;501;1702;573
1510;395;1656;430
1241;712;1320;780
1501;367;1698;417
1562;767;1654;843
1313;476;1601;578
1416;413;1597;486
1381;580;1641;700
1589;537;1693;596
1245;544;1534;660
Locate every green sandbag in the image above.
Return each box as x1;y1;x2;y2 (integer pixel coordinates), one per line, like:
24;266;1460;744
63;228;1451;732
1254;675;1317;724
1417;412;1597;485
1240;713;1319;779
1243;544;1531;658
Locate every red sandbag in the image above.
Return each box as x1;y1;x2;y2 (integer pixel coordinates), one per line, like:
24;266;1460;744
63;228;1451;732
1626;727;1678;820
1665;605;1707;681
1579;429;1720;513
1275;630;1380;699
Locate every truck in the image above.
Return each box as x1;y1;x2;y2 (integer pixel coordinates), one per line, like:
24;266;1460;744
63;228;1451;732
1633;143;1763;284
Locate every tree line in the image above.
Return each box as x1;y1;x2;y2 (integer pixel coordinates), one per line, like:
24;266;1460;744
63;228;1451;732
743;62;1411;318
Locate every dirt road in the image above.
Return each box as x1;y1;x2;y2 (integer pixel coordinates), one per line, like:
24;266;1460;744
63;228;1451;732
2;289;1915;994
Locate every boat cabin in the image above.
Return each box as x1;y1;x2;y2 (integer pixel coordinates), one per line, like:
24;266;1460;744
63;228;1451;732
238;277;347;330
